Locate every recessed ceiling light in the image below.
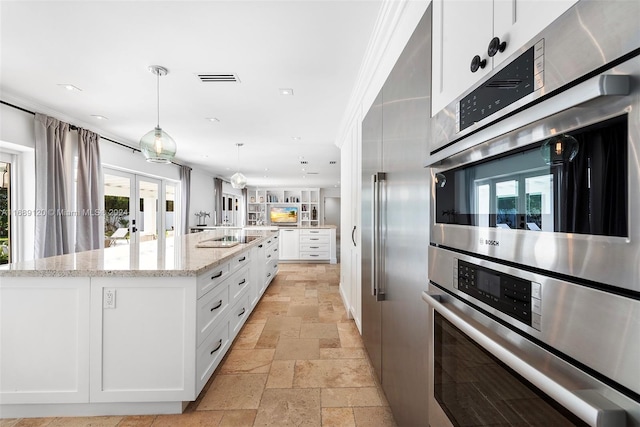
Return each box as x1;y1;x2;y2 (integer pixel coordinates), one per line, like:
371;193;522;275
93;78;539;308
292;136;302;141
279;88;294;96
58;84;82;92
91;115;108;120
206;117;220;122
264;168;269;171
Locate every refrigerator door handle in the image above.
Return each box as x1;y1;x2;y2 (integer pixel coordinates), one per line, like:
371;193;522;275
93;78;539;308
372;172;386;301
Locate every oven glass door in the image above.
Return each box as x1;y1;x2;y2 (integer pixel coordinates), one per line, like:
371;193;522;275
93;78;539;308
435;115;627;238
433;312;588;426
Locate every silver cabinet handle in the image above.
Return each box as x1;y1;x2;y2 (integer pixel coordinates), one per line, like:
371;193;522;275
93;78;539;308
421;290;626;427
371;172;386;301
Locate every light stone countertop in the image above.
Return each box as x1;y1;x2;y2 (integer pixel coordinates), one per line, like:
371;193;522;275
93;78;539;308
0;229;278;278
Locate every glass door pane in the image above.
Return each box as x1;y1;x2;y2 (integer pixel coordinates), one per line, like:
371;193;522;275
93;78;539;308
104;171;134;247
0;162;11;264
525;174;553;231
496;180;518;229
136;177;160;248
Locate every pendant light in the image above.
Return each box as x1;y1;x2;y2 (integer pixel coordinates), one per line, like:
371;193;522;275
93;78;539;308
540;134;579;165
230;143;247;189
140;65;177;164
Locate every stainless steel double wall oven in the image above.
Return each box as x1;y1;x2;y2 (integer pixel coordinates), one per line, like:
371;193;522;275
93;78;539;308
425;1;640;426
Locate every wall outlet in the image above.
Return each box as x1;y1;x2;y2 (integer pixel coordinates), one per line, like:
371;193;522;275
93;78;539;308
104;289;116;309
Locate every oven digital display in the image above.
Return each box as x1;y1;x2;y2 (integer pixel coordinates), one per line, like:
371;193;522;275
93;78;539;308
477;269;501;298
457;260;532;326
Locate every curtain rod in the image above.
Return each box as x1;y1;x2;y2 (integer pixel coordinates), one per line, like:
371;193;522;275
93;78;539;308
0;99;190;169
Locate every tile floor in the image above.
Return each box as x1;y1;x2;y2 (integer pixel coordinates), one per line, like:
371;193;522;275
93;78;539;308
1;263;397;427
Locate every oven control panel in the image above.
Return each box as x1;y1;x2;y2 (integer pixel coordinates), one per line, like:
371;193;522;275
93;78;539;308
456;39;544;133
454;259;541;330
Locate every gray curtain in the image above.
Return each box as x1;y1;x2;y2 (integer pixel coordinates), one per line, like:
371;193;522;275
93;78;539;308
242;188;248;226
76;129;103;252
213;177;223;226
34;113;72;258
180;165;191;234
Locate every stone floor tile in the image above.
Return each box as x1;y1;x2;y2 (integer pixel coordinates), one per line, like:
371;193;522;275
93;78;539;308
197;374;267;410
218;410;257;427
337;322;364;348
274;338;320;360
265;360;296;389
253;388;321;427
321;388;383;408
47;417;122;427
219;348;274;374
321;408;356;427
232;322;265;349
262;316;302;338
293;359;376;388
288;304;320;322
352;407;397;427
10;420;53;427
319;338;341;348
116;415;157;427
255;329;280;349
320;348;366;359
300;323;339;339
151;411;222;427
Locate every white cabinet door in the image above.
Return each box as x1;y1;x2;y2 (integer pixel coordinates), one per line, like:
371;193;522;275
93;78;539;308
90;277;196;403
0;277;90;404
432;0;493;113
432;0;577;114
493;0;577;67
278;228;300;260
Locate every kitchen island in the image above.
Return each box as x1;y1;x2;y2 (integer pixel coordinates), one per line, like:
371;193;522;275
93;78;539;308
0;229;279;418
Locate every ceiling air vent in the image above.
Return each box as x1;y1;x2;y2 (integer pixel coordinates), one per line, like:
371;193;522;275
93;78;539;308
197;73;240;83
307;172;319;175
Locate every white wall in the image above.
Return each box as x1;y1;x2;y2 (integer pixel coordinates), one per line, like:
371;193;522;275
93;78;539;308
189;169;216;228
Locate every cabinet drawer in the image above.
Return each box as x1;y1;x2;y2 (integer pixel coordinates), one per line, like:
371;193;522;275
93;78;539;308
301;229;330;236
265;247;277;263
301;243;329;252
300;252;330;260
197;262;230;298
229;252;250;274
197;283;229;346
229;265;251;305
229;294;251;337
196;321;230;394
300;235;329;244
265;259;276;283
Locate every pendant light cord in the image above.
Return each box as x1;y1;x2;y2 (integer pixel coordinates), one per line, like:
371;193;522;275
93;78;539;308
156;71;160;128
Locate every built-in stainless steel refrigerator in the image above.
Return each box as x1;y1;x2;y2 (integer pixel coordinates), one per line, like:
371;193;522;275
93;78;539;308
361;7;431;426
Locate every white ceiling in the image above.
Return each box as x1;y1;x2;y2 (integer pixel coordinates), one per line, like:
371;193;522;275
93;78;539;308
0;1;384;188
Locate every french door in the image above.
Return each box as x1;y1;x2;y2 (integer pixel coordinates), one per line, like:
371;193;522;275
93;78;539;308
103;169;178;254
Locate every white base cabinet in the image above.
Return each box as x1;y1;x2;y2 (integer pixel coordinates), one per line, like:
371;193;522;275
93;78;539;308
0;278;91;405
0;235;278;418
277;228;336;263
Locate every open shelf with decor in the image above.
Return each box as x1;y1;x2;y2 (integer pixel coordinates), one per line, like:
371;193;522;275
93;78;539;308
246;188;320;227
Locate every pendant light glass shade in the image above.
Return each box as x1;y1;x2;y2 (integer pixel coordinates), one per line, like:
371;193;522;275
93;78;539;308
230;143;247;189
230;172;247;189
540;134;579;165
140;126;177;164
140;65;176;164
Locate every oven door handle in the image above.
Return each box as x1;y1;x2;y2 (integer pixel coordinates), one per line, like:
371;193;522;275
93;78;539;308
422;290;627;427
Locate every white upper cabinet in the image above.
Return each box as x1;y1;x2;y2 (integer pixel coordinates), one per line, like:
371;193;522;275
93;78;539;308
432;0;577;115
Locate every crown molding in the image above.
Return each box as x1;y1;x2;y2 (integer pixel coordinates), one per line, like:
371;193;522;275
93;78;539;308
334;0;430;149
